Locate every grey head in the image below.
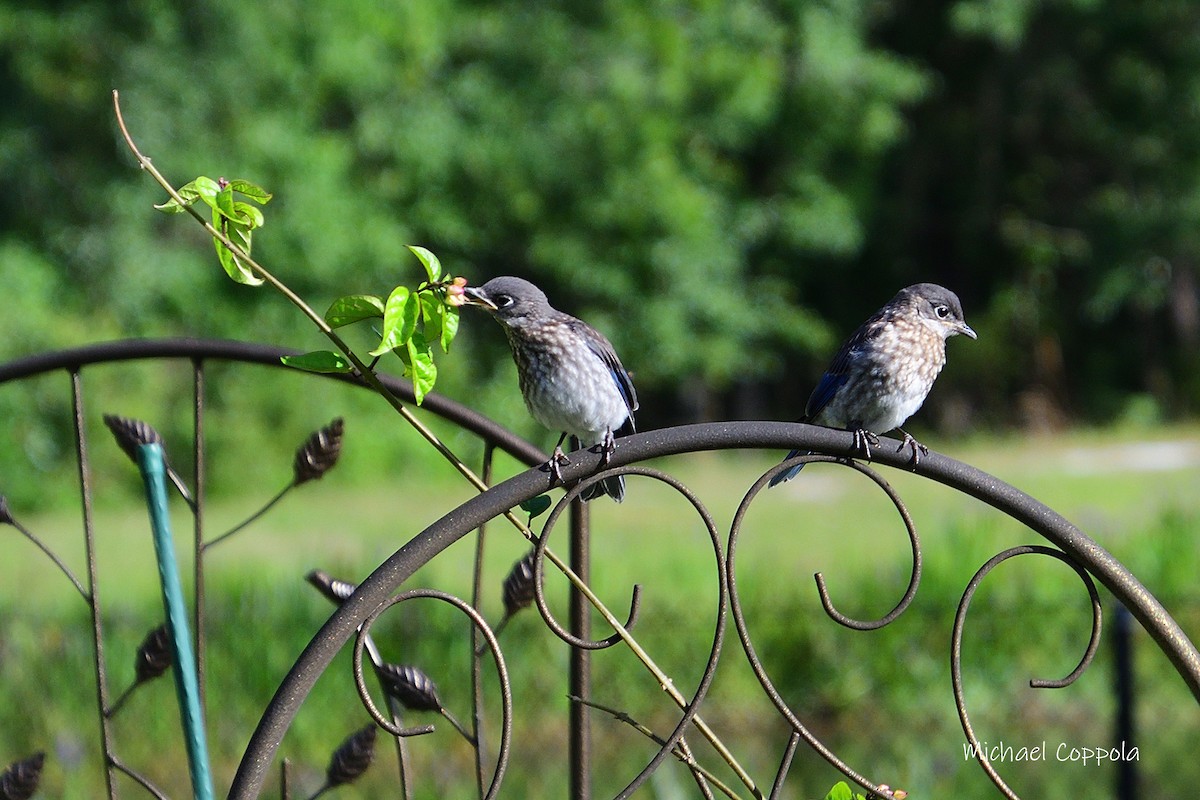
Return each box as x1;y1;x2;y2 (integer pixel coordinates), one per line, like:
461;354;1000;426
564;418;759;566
892;283;977;340
462;276;555;326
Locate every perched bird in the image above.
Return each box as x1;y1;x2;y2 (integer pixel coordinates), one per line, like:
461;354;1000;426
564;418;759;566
463;276;637;502
770;283;976;486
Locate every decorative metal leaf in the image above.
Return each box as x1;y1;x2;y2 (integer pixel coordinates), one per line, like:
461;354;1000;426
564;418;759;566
292;418;345;485
0;494;13;526
502;551;537;617
305;569;357;605
134;624;172;683
378;663;443;712
0;752;45;800
102;414;164;463
325;725;376;788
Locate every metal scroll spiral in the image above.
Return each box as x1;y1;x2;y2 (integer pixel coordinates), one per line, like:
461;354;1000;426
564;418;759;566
951;545;1103;800
350;589;514;800
727;454;923;799
530;467;729;799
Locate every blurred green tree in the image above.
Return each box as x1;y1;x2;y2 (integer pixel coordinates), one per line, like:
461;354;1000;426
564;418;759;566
2;0;1199;443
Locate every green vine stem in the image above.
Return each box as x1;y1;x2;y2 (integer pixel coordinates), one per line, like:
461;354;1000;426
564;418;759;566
112;89;760;798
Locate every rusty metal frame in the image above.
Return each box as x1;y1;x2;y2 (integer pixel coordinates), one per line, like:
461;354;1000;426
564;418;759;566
1;339;1197;799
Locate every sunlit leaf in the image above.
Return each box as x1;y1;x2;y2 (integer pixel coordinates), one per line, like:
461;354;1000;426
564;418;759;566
405;332;437;404
153;198;188;213
214;223;263;286
407;245;442;283
193;176;223;212
326;294;386;328
822;782;856;800
419;291;444;350
369;286;411;356
233;201;265;228
440;303;460;353
227;179;273;204
155;176;215;212
281;351;352;373
213;185;237;221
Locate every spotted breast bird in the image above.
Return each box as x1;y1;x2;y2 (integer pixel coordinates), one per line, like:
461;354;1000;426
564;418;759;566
770;283;976;486
463;276;637;502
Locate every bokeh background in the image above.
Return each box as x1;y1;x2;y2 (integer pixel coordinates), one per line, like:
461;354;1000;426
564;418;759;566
2;1;1199;798
6;0;1200;433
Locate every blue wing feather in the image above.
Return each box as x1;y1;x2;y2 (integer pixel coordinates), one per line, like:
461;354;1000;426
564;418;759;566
804;313;887;421
572;319;638;429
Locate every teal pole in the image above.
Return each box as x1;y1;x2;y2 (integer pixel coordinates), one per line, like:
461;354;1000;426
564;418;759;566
137;443;215;800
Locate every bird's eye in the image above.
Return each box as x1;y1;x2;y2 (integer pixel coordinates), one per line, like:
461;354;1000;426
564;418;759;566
934;304;951;319
496;294;515;309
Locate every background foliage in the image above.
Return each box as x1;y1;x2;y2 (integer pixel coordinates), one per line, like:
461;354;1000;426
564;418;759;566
2;4;1200;796
4;0;1200;443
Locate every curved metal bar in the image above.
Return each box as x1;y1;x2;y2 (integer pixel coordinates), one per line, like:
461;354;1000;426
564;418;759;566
530;475;644;651
551;466;728;800
0;338;547;468
727;459;903;799
951;545;1104;800
228;420;1200;797
767;455;922;630
349;590;512;800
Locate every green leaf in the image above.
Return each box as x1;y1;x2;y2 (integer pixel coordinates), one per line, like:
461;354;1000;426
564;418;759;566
233;201;265;228
192;176;223;212
405;332;437;405
154;176;215;212
369;285;412;356
227;179;273;204
153;198;188;213
213;185;237;221
280;351;351;373
407;245;442;282
520;494;552;519
822;782;855;800
441;303;460;353
419;290;444;350
325;294;386;328
214;221;263;286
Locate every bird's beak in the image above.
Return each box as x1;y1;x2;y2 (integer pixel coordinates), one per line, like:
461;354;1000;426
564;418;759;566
958;321;978;340
462;286;497;310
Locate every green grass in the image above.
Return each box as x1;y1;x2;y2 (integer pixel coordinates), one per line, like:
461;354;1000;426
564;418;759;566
2;427;1199;798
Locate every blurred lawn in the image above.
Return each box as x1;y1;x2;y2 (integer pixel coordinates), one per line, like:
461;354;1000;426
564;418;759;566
1;426;1198;798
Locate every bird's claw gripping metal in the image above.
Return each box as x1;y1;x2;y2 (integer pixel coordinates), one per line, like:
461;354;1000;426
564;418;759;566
896;429;928;467
851;428;880;459
545;446;571;486
592;429;617;467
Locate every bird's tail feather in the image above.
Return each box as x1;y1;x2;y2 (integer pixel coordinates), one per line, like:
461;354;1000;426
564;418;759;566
768;449;809;487
580;474;624;503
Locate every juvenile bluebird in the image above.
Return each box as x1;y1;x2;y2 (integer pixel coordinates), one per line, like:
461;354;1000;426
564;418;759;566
770;283;976;486
463;276;638;502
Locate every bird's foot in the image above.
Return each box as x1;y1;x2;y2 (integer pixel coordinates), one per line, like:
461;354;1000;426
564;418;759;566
851;428;880;459
591;429;617;467
544;446;571;485
896;429;928;467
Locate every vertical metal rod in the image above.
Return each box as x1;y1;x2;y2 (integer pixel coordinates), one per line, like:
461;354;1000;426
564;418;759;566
71;369;119;799
568;440;592;799
470;443;495;798
1114;603;1137;800
192;359;208;717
